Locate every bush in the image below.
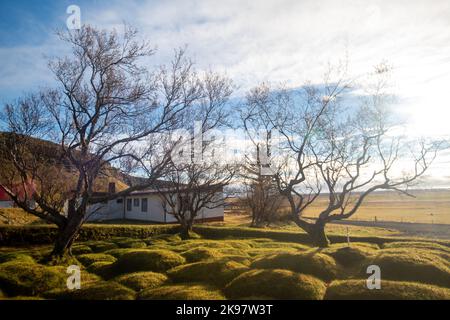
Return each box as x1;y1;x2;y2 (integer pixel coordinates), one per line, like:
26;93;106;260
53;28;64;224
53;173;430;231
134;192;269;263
108;249;186;277
370;250;450;287
77;253;117;267
224;269;326;300
167;260;249;286
114;272;168;292
0;261;66;296
251;251;339;281
325;279;450;300
0;224;179;246
49;281;136;300
138;283;225;300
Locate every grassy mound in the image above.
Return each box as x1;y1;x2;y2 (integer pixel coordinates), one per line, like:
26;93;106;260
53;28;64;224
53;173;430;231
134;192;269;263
71;245;93;255
147;234;183;244
108;249;186;277
320;243;378;267
382;241;450;254
370;250;450;287
0;252;35;264
181;247;224;262
114;272;168;292
248;241;310;251
113;238;148;249
86;261;115;277
138;283;225;300
224;269;326;300
251;251;339;281
168;260;249;286
325;279;450;300
0;261;66;296
50;281;136;300
77;253;117;266
87;241;119;253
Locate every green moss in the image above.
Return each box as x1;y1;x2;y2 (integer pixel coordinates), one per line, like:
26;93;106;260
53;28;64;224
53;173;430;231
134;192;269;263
88;241;119;253
113;239;148;249
86;261;115;278
245;248;299;257
251;251;339;281
138;283;225;300
168;260;249;286
320;243;378;267
0;261;66;296
181;247;224;262
249;241;310;251
147;234;183;244
114;272;168;292
0;252;35;264
382;241;450;254
224;269;326;300
370;250;450;287
77;253;117;267
71;245;93;255
325;279;450;300
50;281;136;300
108;249;186;277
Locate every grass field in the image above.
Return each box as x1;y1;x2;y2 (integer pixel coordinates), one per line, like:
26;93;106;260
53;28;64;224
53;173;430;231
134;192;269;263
0;229;449;300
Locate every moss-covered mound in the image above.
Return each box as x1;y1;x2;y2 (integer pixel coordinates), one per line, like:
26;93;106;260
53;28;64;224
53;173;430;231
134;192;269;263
325;279;450;300
168;260;249;286
77;253;117;267
0;252;35;264
138;283;225;300
108;249;186;276
320;243;378;267
87;241;119;253
71;245;93;255
370;250;450;287
251;251;339;281
87;261;116;277
382;241;450;255
224;269;326;300
114;272;168;292
181;247;224;262
49;281;136;300
113;238;148;249
0;261;66;296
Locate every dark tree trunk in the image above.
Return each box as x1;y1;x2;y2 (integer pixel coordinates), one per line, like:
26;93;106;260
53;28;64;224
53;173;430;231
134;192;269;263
309;220;330;248
180;220;193;240
51;212;84;258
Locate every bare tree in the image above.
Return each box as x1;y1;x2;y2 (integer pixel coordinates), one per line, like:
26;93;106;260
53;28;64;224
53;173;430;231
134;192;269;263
243;63;442;247
0;25;218;257
156;71;235;238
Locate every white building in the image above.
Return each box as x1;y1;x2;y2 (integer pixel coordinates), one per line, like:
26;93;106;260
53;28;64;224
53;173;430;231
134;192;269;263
86;187;224;223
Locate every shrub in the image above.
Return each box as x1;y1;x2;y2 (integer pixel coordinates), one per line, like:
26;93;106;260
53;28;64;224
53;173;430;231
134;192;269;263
0;224;179;246
251;251;339;281
108;249;186;277
77;253;117;267
114;272;168;292
167;260;249;286
0;261;66;296
369;250;450;287
325;279;450;300
49;281;136;300
138;283;225;300
224;269;326;300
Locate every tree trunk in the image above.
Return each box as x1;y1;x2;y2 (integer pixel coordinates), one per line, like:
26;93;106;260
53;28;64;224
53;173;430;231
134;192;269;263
51;214;84;258
180;220;193;240
309;220;330;248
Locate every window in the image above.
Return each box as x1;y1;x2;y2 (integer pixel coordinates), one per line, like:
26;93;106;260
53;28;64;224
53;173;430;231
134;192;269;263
133;198;140;207
116;199;123;204
141;198;148;212
126;199;132;211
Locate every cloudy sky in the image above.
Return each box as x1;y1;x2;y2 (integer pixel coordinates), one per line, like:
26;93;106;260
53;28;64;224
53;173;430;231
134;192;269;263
1;0;449;185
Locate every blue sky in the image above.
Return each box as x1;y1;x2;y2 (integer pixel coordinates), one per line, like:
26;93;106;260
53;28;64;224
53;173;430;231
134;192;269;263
1;0;450;184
